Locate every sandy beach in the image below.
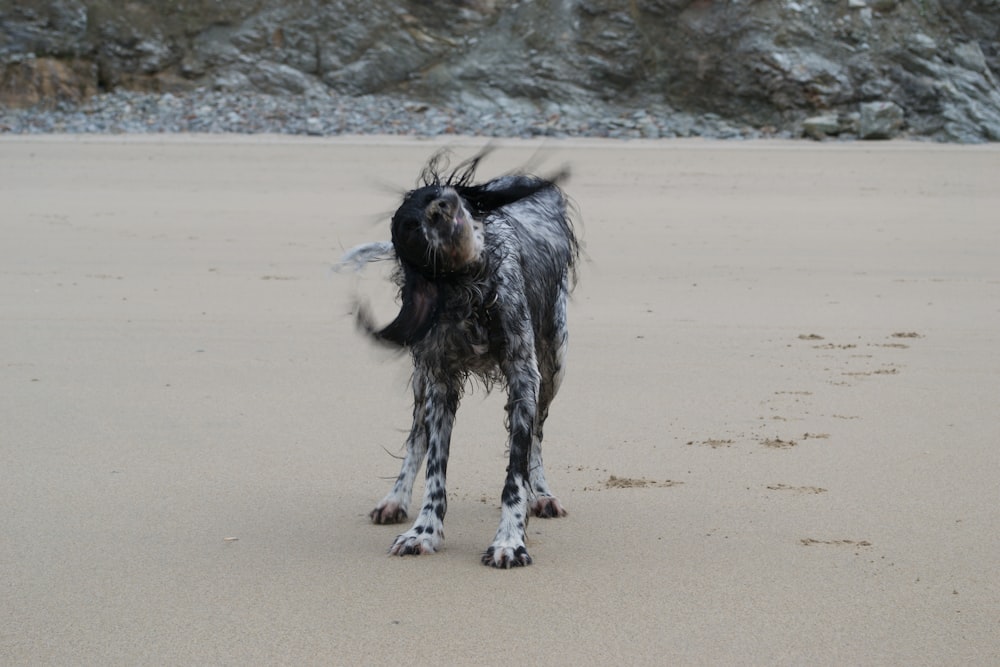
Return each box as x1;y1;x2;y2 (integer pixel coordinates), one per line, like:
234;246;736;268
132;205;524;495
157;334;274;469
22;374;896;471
2;135;998;665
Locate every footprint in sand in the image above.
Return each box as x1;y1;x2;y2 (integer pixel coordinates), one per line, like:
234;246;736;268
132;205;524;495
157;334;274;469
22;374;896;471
564;466;683;492
802;331;921;384
760;437;797;449
686;438;735;448
800;538;872;548
602;475;683;490
766;484;827;494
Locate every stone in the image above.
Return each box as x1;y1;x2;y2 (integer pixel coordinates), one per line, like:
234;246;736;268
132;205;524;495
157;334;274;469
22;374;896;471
213;69;251;92
638;118;660;138
0;55;97;108
870;0;898;11
247;60;325;96
952;42;987;74
907;34;938;59
859;101;905;139
305;116;323;136
802;114;840;139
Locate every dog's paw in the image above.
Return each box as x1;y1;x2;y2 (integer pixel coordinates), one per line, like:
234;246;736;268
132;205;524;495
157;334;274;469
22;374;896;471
530;495;567;518
482;542;533;568
388;525;443;556
370;501;407;525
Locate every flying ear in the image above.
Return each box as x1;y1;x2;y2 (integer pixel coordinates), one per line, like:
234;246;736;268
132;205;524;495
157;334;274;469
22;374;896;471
457;169;568;216
356;265;439;347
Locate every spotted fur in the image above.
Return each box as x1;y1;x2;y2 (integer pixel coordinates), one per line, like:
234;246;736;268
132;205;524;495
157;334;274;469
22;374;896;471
344;150;578;568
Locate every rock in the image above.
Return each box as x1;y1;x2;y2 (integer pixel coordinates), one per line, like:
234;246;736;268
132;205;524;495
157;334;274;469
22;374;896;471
0;0;88;55
802;114;840;139
952;42;988;74
213;70;251;92
859;101;905;139
907;33;939;60
305;116;323;136
1;0;999;142
871;0;898;11
839;112;861;138
0;55;97;107
247;60;326;96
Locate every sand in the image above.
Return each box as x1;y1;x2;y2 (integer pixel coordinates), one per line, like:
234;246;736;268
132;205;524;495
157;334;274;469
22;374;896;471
2;135;998;665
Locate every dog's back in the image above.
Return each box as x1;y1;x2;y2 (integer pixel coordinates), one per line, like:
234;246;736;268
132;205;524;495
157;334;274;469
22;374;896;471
478;175;577;342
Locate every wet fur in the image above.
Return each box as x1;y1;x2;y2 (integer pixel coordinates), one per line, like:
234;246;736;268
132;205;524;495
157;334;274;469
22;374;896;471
346;151;579;568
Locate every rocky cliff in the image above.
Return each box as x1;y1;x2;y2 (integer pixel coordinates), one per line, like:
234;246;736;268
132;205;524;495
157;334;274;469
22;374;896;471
2;0;998;141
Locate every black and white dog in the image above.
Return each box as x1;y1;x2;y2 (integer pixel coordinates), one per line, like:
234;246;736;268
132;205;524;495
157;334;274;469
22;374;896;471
339;150;579;567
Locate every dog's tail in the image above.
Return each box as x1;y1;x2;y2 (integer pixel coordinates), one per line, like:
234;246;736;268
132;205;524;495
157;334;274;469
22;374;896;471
459;171;569;217
333;241;395;273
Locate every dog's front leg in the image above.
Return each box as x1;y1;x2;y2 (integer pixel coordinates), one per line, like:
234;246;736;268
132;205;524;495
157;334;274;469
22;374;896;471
371;374;429;524
483;353;540;568
388;377;458;556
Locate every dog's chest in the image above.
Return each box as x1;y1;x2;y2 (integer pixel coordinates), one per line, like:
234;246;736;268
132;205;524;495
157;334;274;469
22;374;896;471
421;287;504;373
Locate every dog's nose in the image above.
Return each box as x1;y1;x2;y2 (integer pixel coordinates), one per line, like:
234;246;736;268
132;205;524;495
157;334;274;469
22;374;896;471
428;190;460;222
433;190;459;211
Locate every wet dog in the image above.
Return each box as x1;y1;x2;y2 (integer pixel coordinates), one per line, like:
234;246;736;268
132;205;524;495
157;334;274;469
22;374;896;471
340;151;579;567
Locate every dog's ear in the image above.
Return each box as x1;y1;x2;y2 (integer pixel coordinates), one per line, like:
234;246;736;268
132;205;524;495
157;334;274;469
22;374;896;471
458;169;568;216
357;264;439;347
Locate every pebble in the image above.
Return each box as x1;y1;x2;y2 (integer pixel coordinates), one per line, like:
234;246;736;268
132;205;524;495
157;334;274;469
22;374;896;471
0;88;773;140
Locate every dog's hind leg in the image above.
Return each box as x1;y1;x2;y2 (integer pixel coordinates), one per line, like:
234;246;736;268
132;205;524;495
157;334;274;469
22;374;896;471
371;374;428;525
529;285;569;519
388;376;459;556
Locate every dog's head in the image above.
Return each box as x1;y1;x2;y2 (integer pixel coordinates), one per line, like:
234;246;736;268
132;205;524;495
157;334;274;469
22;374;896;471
357;185;483;348
353;184;484;348
391;185;484;279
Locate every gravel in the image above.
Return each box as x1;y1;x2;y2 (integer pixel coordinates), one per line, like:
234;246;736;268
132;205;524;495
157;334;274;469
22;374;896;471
0;88;782;140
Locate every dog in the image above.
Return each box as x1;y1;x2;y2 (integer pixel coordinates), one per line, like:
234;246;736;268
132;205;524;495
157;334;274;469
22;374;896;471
338;150;579;567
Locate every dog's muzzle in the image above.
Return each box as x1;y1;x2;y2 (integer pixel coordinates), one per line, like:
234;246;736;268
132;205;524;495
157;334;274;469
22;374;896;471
426;189;469;235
